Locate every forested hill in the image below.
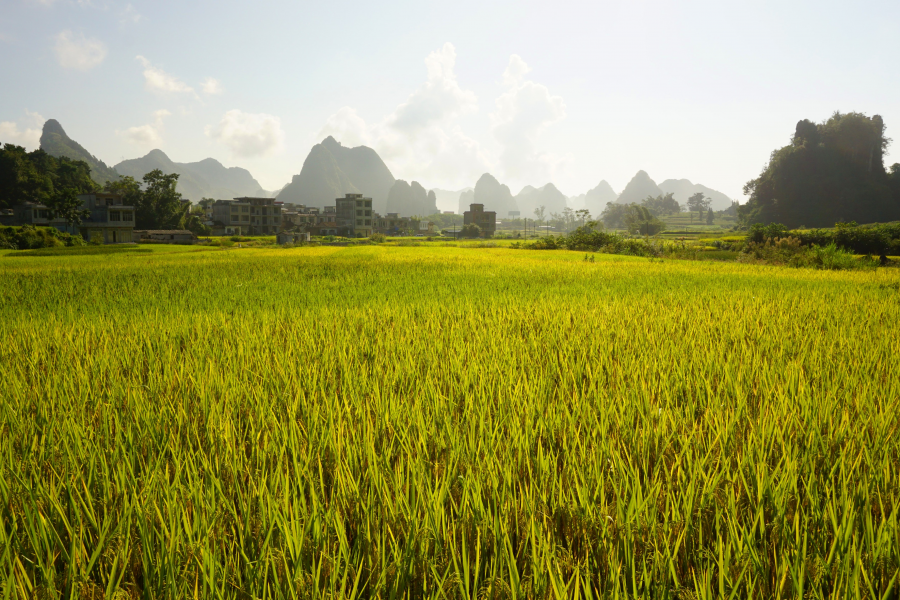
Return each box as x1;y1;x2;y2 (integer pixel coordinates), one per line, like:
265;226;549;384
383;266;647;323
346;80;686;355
39;120;120;185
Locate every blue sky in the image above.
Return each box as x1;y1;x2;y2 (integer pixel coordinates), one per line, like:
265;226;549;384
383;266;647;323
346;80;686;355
1;0;898;206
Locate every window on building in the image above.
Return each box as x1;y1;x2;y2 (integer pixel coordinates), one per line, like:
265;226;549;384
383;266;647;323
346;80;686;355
110;211;120;221
232;206;239;212
242;206;249;213
365;210;371;217
231;215;239;222
263;217;268;225
365;219;371;226
357;219;363;226
123;212;133;221
356;210;362;217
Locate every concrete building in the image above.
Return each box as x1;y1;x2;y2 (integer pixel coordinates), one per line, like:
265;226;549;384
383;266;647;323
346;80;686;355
463;203;497;237
209;197;282;235
336;193;373;237
4;193;135;243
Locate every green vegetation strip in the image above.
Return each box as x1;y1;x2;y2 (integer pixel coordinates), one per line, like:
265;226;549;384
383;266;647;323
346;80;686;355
1;246;899;598
4;245;153;257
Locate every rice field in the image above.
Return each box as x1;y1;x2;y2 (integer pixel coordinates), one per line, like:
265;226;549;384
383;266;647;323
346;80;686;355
1;245;899;599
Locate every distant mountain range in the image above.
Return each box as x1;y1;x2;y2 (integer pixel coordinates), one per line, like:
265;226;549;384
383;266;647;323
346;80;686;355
277;136;395;213
467;174;518;216
516;183;567;217
40;120;120;185
38;123;736;216
386;180;438;216
115;150;270;200
657;179;734;211
40;119;275;201
610;170;734;211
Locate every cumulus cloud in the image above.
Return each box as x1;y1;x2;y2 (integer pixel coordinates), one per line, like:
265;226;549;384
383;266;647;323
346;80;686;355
136;56;194;94
54;30;107;70
206;110;285;158
316;42;490;187
490;54;567;183
201;77;223;95
0;111;45;150
119;109;170;147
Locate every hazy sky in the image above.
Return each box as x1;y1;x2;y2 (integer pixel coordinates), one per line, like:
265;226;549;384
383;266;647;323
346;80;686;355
2;0;898;205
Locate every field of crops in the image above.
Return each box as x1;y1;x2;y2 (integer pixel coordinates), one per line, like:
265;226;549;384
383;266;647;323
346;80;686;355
1;245;899;599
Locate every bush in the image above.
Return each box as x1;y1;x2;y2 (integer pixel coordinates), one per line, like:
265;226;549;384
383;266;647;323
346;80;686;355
459;223;481;238
0;225;86;250
370;233;387;243
748;221;900;257
738;237;876;270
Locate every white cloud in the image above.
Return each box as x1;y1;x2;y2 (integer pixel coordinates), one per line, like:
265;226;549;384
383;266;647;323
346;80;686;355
316;42;491;188
0;110;45;150
136;56;194;94
119;109;170;147
387;43;478;134
206;110;285;158
54;30;107;71
490;54;567;182
201;77;223;95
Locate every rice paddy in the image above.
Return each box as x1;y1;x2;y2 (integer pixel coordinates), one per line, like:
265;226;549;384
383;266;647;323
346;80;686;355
1;245;899;598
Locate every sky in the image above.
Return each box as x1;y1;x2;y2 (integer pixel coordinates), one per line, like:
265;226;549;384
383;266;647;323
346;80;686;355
1;0;899;209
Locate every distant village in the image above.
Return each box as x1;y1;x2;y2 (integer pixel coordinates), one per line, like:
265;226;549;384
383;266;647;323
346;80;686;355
0;192;496;245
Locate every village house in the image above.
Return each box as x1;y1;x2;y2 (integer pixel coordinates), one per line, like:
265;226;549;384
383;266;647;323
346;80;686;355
209;197;283;235
463;203;497;237
335;193;373;237
2;192;135;243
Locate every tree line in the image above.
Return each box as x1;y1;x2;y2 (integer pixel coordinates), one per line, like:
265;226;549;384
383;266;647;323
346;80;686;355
0;143;208;233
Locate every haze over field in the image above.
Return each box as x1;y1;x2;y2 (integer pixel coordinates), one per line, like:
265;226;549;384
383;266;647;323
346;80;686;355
1;0;898;207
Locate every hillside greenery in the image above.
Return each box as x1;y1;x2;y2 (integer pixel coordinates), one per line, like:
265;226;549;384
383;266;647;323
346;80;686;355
741;111;900;227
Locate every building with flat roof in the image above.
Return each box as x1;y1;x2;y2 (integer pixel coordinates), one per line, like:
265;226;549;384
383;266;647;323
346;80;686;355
335;193;373;237
5;193;135;244
210;197;282;235
463;203;496;237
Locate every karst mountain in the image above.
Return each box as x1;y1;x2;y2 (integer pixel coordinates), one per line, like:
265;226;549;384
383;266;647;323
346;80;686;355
39;119;120;185
277;136;395;213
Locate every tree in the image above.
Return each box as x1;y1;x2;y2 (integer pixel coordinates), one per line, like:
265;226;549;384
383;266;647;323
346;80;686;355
741;112;899;227
45;187;89;225
575;208;591;229
0;145;97;211
562;207;575;233
103;176;142;207
641;193;681;216
136;170;188;230
624;205;665;235
599;203;630;229
687;192;710;222
706;207;714;225
459;223;481;238
184;204;211;235
533;205;546;236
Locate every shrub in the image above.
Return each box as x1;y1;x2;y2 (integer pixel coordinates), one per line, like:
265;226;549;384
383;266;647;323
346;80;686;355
0;225;86;250
370;233;387;243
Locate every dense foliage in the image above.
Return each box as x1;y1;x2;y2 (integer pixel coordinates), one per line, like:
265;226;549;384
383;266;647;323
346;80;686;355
748;221;900;257
0;143;98;224
741;112;900;227
0;224;87;250
1;246;898;598
103;170;210;233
